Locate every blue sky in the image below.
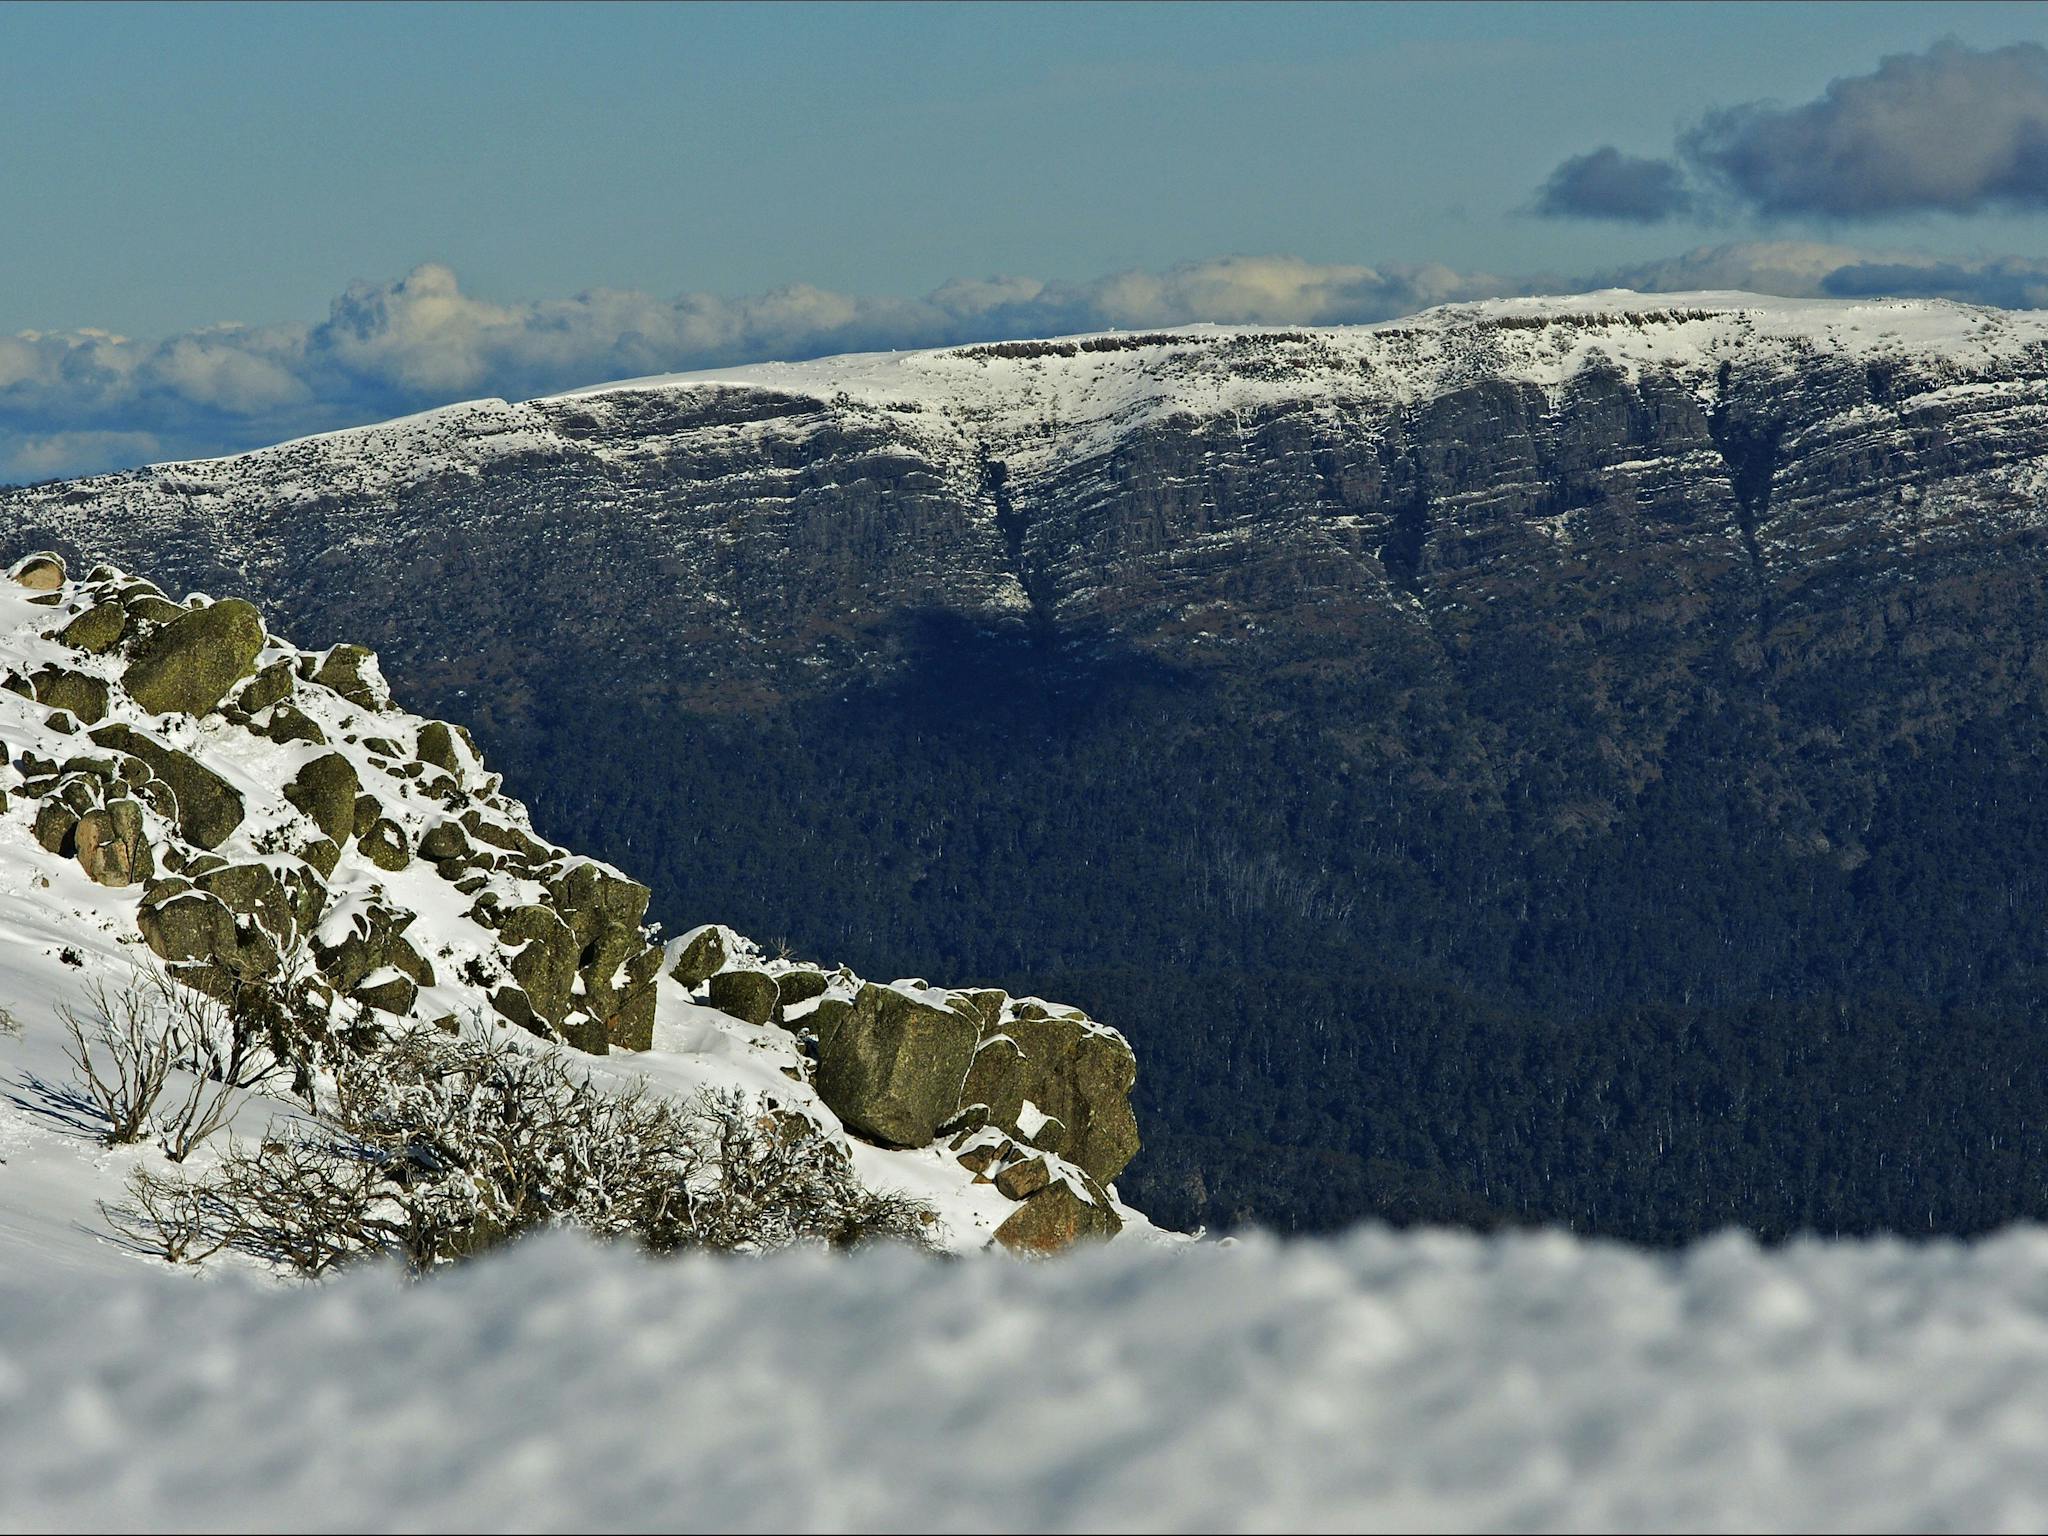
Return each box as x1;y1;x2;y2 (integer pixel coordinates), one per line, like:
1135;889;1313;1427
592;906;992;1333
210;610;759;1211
5;1;2048;478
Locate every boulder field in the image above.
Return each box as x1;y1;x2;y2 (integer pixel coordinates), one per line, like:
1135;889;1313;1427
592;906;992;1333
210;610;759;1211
1;552;1143;1251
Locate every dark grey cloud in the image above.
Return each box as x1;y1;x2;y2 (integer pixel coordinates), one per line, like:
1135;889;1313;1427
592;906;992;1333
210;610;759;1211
1684;40;2048;218
1537;41;2048;223
1819;255;2048;310
1534;148;1692;223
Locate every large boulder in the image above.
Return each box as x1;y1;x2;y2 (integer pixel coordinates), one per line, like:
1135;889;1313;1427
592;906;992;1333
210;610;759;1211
993;1173;1123;1255
776;968;831;1012
31;802;77;855
260;703;326;746
497;905;580;1028
966;1010;1142;1184
138;889;238;966
589;945;664;1052
669;924;728;986
74;799;151;887
415;720;478;777
284;752;361;845
233;660;296;714
544;860;647;946
707;969;779;1026
89;725;245;849
30;668;109;725
121;599;264;717
961;1034;1029;1129
314;901;432;994
309;644;386;710
195;862;303;948
10;553;65;591
418;819;473;863
352;970;419;1016
359;817;412;871
56;603;127;654
814;983;978;1148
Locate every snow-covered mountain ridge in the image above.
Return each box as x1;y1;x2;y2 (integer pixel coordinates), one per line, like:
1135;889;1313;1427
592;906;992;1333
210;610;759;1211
0;553;1152;1273
14;289;2048;1238
10;288;2046;715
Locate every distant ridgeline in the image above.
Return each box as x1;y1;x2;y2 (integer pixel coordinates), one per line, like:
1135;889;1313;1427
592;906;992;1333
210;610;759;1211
16;292;2048;1239
0;552;1143;1254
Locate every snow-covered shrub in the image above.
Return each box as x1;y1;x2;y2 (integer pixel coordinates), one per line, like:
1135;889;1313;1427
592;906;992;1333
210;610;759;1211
63;965;298;1159
62;973;195;1149
112;1027;941;1277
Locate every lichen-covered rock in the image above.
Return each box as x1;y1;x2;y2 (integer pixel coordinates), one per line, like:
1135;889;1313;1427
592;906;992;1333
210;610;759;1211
74;799;151;886
548;862;649;940
497;904;580;1028
359;817;411;871
993;1174;1122;1254
259;703;326;746
814;982;979;1148
457;811;547;863
31;668;109;725
314;901;432;994
670;924;728;986
121;590;183;626
56;603;127;654
966;1012;1142;1184
10;553;65;590
121;598;264;716
961;1034;1027;1131
32;802;77;855
195;862;303;948
284;752;361;845
605;946;664;1052
234;660;295;714
708;968;779;1025
352;969;418;1015
89;726;245;849
415;720;469;776
418;819;472;863
309;644;386;710
955;988;1010;1037
775;968;830;1011
994;1154;1052;1201
138;889;239;966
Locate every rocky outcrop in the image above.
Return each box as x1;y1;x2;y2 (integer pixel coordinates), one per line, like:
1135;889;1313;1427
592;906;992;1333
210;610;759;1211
2;556;1149;1254
74;800;151;886
89;725;245;850
993;1174;1123;1254
812;983;980;1148
122;599;265;717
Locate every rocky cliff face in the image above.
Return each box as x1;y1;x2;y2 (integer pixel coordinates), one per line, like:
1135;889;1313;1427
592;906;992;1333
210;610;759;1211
13;290;2048;1236
10;296;2047;795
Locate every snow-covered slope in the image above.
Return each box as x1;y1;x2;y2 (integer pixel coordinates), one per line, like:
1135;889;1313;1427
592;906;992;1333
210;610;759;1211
9;1222;2048;1532
47;288;2048;496
0;556;1156;1274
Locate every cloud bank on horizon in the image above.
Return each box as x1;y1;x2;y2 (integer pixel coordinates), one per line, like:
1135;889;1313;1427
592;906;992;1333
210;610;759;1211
7;241;2048;483
1541;40;2048;222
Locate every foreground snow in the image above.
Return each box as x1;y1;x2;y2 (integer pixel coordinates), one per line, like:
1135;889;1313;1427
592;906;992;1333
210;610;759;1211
6;1226;2048;1532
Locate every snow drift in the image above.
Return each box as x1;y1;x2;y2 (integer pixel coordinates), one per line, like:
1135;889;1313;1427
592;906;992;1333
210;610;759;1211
7;1223;2048;1533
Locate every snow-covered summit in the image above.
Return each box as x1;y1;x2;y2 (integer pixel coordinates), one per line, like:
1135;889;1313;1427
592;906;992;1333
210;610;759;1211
24;289;2035;503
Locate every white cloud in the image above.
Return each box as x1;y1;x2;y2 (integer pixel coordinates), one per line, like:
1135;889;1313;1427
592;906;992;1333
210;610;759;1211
3;430;162;480
5;246;2047;481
